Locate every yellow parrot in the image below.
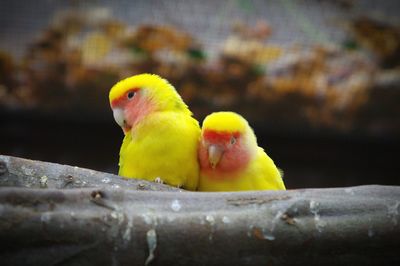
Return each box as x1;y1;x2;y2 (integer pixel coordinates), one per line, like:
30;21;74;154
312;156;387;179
198;111;286;191
109;73;200;190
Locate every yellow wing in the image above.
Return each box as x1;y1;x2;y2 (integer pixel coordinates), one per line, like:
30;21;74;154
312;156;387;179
119;111;200;190
251;147;286;190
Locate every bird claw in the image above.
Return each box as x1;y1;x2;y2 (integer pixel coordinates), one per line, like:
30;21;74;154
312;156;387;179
154;177;164;184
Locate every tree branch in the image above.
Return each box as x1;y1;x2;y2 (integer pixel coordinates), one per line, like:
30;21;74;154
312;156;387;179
0;155;181;191
0;155;399;265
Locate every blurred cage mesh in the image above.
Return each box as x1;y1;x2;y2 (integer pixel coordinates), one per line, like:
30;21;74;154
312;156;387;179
0;0;399;136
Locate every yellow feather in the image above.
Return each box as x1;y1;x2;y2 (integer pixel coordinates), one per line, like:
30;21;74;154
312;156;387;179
110;73;191;114
198;112;286;191
202;111;247;133
110;74;200;190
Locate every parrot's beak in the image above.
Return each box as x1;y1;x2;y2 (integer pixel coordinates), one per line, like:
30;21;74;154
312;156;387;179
112;108;126;129
208;144;224;169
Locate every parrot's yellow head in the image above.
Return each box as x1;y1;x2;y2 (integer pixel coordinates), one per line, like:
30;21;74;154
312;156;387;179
109;73;190;133
198;112;257;174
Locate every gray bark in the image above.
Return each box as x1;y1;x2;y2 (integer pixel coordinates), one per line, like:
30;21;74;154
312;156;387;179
0;155;181;191
0;155;399;265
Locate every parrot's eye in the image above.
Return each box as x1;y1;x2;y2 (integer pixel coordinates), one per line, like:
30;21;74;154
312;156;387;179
127;91;136;100
230;136;236;145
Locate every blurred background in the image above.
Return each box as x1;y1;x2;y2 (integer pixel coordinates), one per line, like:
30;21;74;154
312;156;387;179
1;0;399;188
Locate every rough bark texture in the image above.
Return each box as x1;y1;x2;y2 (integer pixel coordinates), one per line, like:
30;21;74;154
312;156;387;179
0;155;399;266
0;155;181;191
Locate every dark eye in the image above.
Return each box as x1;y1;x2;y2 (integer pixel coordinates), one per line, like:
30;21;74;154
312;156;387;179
127;91;136;100
230;136;236;145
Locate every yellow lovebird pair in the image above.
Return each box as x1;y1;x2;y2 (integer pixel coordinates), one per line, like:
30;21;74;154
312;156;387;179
109;73;285;191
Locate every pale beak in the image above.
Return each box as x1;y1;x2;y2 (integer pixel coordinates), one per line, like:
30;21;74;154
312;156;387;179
112;108;126;128
208;144;224;169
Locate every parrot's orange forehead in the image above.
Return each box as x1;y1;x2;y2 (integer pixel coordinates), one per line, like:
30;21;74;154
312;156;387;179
110;88;139;107
203;129;240;143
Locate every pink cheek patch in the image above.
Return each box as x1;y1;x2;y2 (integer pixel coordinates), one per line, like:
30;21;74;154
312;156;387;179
220;148;250;171
124;94;156;129
111;97;125;108
198;144;210;169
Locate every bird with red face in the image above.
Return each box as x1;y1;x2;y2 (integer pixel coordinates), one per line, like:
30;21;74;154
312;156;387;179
198;111;285;191
109;73;200;190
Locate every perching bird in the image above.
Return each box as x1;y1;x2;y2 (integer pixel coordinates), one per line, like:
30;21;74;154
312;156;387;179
109;73;200;190
198;112;285;191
